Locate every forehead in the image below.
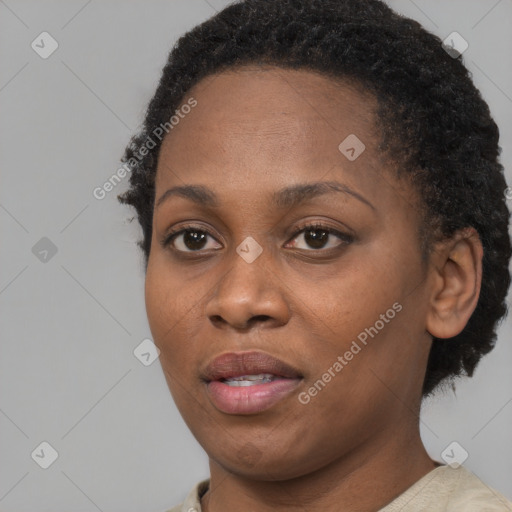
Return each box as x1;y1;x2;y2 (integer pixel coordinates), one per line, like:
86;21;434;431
163;66;378;150
187;65;377;126
155;66;415;214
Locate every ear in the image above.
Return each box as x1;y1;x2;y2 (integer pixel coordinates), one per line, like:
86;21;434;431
426;227;483;339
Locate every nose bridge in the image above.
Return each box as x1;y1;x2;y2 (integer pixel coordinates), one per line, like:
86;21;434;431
218;238;271;307
205;237;288;328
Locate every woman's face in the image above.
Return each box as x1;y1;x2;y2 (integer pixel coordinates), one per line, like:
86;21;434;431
145;66;434;479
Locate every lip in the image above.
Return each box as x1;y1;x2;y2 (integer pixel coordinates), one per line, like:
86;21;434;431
201;351;303;415
201;350;303;381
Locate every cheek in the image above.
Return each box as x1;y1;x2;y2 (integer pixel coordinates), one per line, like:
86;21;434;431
299;259;397;342
295;257;420;396
145;263;200;405
145;260;192;358
145;262;170;339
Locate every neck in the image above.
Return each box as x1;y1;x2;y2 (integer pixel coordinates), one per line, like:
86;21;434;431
201;425;437;512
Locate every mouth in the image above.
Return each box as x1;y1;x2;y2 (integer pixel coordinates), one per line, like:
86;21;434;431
201;351;303;415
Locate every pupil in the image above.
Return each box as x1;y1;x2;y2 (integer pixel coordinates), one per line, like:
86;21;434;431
305;229;328;249
184;230;207;250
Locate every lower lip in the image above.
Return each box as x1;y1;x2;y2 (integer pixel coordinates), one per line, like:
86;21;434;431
206;378;302;415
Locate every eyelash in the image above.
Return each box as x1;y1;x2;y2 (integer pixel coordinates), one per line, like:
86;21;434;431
160;221;354;254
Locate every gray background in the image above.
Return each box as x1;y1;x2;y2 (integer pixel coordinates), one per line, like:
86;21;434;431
0;0;511;510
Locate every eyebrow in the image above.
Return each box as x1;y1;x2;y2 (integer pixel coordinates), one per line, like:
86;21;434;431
155;180;375;211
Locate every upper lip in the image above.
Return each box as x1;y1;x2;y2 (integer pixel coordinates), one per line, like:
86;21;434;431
201;351;303;382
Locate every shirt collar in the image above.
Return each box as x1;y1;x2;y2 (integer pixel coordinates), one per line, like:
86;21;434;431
179;478;209;511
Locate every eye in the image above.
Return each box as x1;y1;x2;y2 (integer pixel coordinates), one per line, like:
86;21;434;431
161;224;221;253
285;222;353;251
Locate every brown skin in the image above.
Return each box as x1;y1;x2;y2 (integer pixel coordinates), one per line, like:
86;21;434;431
145;66;483;512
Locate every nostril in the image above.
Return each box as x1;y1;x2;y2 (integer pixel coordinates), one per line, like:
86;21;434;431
210;315;224;325
245;315;273;328
250;315;271;323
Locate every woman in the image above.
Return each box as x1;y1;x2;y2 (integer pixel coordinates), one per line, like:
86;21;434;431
118;0;512;510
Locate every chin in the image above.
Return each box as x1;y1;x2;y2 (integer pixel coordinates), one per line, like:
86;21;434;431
200;435;328;481
214;455;314;481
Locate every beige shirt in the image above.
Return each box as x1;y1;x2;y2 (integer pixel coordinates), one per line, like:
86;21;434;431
165;465;512;512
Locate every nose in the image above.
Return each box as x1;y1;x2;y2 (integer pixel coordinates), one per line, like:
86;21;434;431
205;247;291;330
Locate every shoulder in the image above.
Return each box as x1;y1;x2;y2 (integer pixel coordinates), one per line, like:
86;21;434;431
381;465;512;512
163;479;210;512
446;466;512;511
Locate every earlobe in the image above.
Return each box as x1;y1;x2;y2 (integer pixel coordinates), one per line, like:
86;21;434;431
426;227;483;339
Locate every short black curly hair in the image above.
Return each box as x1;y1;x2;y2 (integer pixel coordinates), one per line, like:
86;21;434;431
117;0;511;396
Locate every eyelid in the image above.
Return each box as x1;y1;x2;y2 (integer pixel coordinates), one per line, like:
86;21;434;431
285;220;354;243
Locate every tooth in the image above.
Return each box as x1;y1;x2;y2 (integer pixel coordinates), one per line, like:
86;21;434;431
223;374;277;386
224;373;275;381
